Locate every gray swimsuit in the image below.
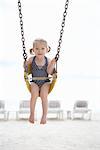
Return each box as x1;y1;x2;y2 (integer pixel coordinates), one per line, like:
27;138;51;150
31;56;50;87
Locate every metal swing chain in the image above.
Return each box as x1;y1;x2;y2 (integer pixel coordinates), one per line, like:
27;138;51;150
18;0;69;74
55;0;69;61
18;0;27;62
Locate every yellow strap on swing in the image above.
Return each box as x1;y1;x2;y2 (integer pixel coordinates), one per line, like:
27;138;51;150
24;71;31;92
48;73;57;93
24;64;57;94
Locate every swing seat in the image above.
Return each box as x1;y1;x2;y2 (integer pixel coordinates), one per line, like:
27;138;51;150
24;71;31;92
48;73;57;93
24;64;57;94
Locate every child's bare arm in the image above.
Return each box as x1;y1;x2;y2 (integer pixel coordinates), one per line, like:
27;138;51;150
23;57;33;70
47;58;56;75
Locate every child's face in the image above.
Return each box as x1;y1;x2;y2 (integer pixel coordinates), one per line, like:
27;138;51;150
33;42;48;57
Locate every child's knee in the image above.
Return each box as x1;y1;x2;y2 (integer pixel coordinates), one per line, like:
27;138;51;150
40;92;48;100
31;93;39;100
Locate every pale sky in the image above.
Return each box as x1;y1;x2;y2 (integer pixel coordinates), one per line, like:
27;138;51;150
0;0;100;112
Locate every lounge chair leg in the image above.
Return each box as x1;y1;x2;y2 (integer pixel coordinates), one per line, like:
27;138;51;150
16;112;19;120
7;111;9;120
88;111;92;120
4;113;6;120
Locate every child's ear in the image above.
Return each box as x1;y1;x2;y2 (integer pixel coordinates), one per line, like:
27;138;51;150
47;46;51;52
29;48;34;55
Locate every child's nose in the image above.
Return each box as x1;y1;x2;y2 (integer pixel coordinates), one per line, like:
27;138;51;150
38;49;42;51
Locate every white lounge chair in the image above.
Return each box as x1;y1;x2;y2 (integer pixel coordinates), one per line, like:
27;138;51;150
16;100;30;120
0;100;8;120
72;100;92;120
47;100;63;119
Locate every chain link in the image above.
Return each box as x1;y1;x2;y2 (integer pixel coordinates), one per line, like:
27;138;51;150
55;0;69;61
18;0;27;61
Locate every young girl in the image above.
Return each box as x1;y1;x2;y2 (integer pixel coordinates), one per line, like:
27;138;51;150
25;39;56;124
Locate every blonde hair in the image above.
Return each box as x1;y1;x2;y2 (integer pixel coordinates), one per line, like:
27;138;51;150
33;38;47;47
29;38;51;54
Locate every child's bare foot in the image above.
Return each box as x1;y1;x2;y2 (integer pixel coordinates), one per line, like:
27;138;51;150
29;115;34;124
40;116;47;124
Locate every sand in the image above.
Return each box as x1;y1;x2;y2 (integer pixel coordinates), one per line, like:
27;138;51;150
0;113;100;150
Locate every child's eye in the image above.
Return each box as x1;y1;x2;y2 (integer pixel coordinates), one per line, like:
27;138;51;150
36;48;39;50
42;48;45;50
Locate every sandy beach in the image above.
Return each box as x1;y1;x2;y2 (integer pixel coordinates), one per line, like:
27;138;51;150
0;112;100;150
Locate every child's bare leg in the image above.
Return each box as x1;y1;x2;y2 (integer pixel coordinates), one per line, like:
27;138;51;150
40;83;50;124
29;82;39;123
